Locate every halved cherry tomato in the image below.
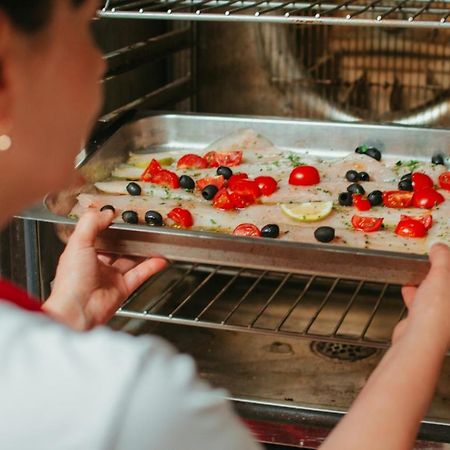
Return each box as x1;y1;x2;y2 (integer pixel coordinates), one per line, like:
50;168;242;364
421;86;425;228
196;175;225;191
351;215;384;232
229;191;254;208
152;170;180;189
203;150;243;167
400;214;433;230
167;207;193;228
412;172;434;191
212;188;234;210
203;151;219;167
395;218;427;238
177;154;208;169
140;159;162;181
255;176;278;196
382;191;414;208
288;166;320;186
233;223;261;237
228;179;261;200
412;188;445;209
352;194;371;211
228;173;249;188
438;172;450;190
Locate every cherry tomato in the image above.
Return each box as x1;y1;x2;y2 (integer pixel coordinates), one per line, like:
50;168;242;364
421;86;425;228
395;218;427;238
352;194;371;211
177;154;208;169
229;191;254;208
255;176;278;196
412;172;434;191
232;223;261;237
212;188;234;210
152;170;180;189
351;215;384;232
289;166;320;186
412;188;445;209
167;207;193;228
140;159;162;181
400;214;433;230
382;191;414;208
228;173;249;188
228;179;261;200
438;172;450;190
196;175;225;191
204;151;243;167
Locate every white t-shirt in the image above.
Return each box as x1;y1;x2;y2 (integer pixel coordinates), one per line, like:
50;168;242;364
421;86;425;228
0;302;262;450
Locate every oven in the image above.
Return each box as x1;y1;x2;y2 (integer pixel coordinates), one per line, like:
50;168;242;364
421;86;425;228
2;1;450;448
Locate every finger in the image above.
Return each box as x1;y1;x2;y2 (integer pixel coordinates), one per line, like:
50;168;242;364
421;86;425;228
429;243;450;272
97;253;116;265
123;257;168;294
69;209;115;249
112;256;146;274
401;286;417;309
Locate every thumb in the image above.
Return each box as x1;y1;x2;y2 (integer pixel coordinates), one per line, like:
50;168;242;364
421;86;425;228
68;209;115;249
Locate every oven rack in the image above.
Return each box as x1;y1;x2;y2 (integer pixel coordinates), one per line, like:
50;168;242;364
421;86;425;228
100;0;450;28
116;261;409;350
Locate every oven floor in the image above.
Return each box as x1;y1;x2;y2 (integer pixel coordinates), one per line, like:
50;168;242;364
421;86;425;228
109;318;450;426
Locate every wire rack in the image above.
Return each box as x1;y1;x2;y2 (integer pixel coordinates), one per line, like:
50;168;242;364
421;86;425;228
100;0;450;28
116;262;409;350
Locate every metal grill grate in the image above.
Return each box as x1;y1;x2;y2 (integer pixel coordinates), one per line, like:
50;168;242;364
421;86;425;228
116;262;409;349
100;0;450;28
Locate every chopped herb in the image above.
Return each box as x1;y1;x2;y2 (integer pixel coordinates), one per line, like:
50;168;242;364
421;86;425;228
287;153;303;167
210;219;217;225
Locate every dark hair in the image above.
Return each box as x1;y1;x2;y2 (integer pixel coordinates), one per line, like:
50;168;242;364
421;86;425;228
0;0;87;33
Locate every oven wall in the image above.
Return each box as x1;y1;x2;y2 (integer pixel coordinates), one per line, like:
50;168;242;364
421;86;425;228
196;23;450;127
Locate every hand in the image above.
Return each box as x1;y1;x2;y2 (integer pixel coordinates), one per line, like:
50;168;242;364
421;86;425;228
393;243;450;350
43;209;167;331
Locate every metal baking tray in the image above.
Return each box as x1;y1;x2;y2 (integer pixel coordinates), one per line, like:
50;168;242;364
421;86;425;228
18;113;450;284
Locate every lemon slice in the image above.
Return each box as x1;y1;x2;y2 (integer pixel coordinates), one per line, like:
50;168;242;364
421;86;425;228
281;201;333;222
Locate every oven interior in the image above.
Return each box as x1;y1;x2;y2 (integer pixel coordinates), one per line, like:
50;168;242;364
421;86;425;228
1;1;450;448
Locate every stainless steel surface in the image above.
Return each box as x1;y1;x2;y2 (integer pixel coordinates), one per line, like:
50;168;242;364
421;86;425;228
108;316;450;445
19;112;450;284
99;0;450;28
115;261;408;349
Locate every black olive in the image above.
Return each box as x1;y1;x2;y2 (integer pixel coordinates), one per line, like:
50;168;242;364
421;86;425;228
144;210;163;227
179;175;195;191
345;170;359;182
261;224;280;238
126;182;141;196
347;183;365;195
359;171;370;181
100;205;115;213
122;210;139;224
401;172;412;182
338;192;353;206
314;226;335;243
365;147;382;161
202;184;219;200
368;190;383;206
398;179;413;191
217;166;233;180
432;154;445;165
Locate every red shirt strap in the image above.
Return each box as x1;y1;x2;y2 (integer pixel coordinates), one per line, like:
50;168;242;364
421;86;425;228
0;279;42;312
